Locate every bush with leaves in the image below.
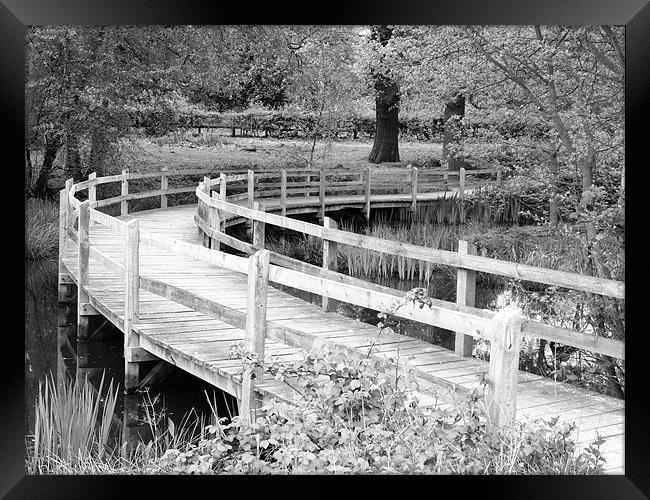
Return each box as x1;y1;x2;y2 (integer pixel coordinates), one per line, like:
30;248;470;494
155;346;605;475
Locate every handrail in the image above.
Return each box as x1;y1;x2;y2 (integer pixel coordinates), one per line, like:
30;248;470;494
60;164;625;428
194;168;624;359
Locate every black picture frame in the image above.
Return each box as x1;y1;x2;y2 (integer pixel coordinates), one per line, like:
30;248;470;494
7;1;648;497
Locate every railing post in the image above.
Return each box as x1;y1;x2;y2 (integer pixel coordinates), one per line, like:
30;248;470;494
202;177;211;247
88;172;97;205
322;217;338;312
305;172;311;197
240;249;270;426
219;173;227;235
124;219;140;392
410;165;418;212
77;201;91;340
319;167;325;220
209;191;221;251
455;240;477;357
121;169;129;216
487;305;523;430
253;202;265;250
459;167;466;222
364;166;372;221
247;169;255;232
58;189;69;279
161;167;168;208
280;168;287;218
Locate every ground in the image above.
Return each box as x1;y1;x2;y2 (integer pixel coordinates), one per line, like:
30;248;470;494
125;130;444;172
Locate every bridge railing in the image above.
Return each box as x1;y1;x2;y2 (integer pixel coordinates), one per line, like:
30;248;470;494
195;170;624;423
206;166;500;223
60;165;623;428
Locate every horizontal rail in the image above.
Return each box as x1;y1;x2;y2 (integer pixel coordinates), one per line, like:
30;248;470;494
198;185;624;300
60;166;625;364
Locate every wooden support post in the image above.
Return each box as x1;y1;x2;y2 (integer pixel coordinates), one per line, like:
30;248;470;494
124;219;140;393
121;169;129;216
219;173;227;235
454;240;477;357
280;169;287;244
202;177;211;247
240;249;270;426
487;305;523;430
305;173;311;197
410;165;418;212
161;167;168;208
280;169;287;218
364;166;372;221
247;169;255;231
77;201;90;340
58;189;69;278
319;167;325;220
322;217;338;312
88;172;97;205
209;191;221;251
459;167;466;222
459;167;466;200
253;202;265;250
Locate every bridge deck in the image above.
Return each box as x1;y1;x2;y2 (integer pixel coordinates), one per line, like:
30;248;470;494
61;203;624;474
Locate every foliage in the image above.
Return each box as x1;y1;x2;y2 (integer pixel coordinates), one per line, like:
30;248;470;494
155;346;605;475
25;197;59;260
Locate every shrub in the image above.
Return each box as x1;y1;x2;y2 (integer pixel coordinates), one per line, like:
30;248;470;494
156;347;606;475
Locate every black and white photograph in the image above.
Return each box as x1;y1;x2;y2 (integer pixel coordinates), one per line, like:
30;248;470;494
12;6;644;487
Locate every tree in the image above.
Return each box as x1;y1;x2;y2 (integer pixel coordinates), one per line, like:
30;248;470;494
367;26;400;163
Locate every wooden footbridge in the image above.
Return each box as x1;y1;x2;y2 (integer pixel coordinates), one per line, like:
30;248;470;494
57;164;625;473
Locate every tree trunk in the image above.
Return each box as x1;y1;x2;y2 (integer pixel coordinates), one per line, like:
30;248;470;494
548;149;560;226
368;75;400;163
368;25;400;164
33;136;62;197
442;93;466;171
25;147;34;196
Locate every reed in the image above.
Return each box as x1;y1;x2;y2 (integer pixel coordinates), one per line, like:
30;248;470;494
26;372;119;474
25;197;59;260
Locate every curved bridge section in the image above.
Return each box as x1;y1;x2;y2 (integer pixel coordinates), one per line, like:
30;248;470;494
58;165;625;473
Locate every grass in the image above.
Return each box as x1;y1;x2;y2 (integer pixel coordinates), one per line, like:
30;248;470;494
26;372;119;474
25;197;59;261
130;129;443;171
25;371;229;475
